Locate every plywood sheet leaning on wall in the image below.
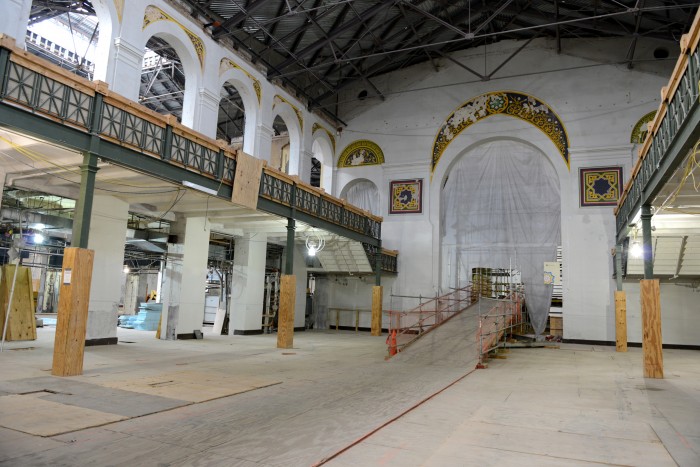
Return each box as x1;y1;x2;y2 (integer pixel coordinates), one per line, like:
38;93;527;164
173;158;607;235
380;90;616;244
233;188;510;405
0;265;37;341
231;152;264;210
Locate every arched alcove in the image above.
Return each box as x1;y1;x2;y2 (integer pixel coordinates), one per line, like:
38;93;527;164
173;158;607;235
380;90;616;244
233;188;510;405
271;115;290;173
340;178;380;216
440;138;560;335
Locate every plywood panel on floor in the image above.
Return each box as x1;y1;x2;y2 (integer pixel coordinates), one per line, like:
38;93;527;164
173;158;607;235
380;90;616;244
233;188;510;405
0;394;126;436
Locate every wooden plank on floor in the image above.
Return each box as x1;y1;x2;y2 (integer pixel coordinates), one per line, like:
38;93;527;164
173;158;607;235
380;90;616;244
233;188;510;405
277;274;295;349
52;248;94;377
615;290;627;352
640;279;663;378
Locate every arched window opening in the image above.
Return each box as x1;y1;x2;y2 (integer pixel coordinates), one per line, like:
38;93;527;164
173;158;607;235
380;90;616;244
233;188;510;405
218;83;246;150
271;115;290;173
26;1;99;79
310;157;321;187
139;37;185;121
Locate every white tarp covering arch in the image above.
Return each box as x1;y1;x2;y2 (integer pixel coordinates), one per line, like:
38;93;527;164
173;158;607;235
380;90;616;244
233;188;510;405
440;139;561;335
341;179;380;217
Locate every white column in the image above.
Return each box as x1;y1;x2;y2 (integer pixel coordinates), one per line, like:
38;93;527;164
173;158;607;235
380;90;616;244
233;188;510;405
105;37;143;100
254;124;274;162
1;0;32;48
192;88;220;140
160;216;210;339
230;233;267;334
297;149;315;184
293;244;308;329
85;195;129;344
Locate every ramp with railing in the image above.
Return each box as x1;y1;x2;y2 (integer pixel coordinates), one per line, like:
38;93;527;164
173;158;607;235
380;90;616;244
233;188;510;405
386;285;526;368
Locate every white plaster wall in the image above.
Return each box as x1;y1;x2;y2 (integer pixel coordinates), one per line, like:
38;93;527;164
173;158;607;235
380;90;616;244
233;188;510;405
326;275;396;330
332;37;694;343
86;195;129;341
293;244;307;329
623;281;700;346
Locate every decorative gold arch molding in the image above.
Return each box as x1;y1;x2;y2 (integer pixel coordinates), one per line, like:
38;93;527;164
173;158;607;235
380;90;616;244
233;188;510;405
219;58;262;105
273;95;303;130
338;140;384;168
431;91;570;174
114;0;124;23
143;6;205;69
630;110;656;144
312;123;336;154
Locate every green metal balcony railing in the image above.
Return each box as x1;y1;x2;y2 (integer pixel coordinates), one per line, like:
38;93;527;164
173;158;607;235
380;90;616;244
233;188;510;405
615;18;700;239
0;35;386;250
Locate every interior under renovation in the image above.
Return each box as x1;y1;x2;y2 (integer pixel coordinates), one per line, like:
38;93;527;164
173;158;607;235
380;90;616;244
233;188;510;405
0;1;699;465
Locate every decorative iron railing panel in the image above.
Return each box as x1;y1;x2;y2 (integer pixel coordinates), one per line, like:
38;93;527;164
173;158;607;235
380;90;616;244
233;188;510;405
221;155;235;183
296;188;320;215
260;172;293;205
616;45;700;235
2;61;93;128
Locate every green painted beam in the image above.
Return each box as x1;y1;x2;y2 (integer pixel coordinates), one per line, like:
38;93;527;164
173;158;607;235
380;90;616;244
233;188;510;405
616;99;700;243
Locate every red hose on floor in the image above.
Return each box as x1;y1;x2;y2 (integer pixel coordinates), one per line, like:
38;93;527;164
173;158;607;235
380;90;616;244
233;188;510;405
311;367;478;466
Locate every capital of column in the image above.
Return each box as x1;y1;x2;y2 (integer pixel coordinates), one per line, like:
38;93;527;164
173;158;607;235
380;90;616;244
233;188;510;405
113;37;144;68
257;123;275;138
198;87;220;111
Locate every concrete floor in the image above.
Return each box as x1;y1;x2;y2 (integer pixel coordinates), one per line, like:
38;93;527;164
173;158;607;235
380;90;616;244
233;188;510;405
0;324;698;466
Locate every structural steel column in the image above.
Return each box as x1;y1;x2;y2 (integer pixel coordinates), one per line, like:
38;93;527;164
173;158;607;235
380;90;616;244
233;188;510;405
615;243;624;292
285;218;295;275
71;152;99;249
641;204;654;279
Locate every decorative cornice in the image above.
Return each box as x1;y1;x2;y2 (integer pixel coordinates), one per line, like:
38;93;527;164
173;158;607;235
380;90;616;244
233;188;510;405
431;91;570;174
274;94;303;130
312;122;336;154
143;6;205;69
219;58;262;105
338;140;385;168
630;110;656;144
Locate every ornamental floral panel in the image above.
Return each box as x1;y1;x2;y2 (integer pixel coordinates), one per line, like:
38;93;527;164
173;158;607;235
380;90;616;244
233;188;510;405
579;166;623;207
390;179;423;214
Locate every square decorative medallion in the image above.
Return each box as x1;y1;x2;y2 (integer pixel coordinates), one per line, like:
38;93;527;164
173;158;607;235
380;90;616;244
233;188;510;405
390;179;423;214
579;166;622;207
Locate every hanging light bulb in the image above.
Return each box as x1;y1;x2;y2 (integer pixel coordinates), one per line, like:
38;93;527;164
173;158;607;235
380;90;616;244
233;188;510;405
33;232;45;244
123;265;130;274
305;231;325;257
630;241;642;258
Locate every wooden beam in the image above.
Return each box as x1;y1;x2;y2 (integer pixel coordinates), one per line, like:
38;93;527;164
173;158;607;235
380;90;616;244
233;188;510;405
614;291;627;352
52;248;94;377
277;275;296;349
371;286;382;336
640;279;663;378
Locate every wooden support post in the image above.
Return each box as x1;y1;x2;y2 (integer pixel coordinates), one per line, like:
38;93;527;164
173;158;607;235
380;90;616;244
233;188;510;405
0;265;36;342
614;291;627;352
640;279;663;379
52;248;94;377
277;274;295;349
371;286;382;336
